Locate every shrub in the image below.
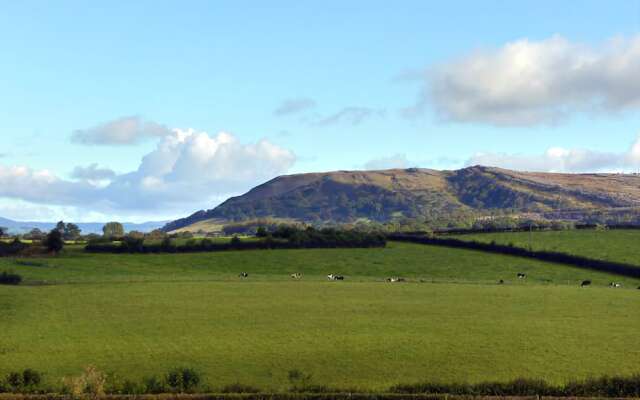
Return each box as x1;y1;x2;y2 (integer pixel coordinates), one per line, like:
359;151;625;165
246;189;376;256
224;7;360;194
62;365;107;398
0;271;22;285
165;367;201;393
143;375;167;394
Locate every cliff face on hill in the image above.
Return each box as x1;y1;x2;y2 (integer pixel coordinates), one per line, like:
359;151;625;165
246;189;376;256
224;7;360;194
163;166;640;232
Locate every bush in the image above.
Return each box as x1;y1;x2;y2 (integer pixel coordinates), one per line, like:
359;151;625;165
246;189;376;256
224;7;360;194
165;367;201;393
0;270;22;285
62;365;107;398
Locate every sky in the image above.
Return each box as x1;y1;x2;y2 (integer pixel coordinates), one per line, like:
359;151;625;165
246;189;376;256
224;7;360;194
1;0;640;222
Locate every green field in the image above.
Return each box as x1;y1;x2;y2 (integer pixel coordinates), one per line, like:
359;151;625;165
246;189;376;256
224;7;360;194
454;229;640;266
1;240;640;390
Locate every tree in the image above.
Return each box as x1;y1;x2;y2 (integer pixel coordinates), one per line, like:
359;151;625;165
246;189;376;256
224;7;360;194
0;227;6;237
26;228;44;241
44;229;64;254
56;221;66;233
102;222;124;238
64;223;82;240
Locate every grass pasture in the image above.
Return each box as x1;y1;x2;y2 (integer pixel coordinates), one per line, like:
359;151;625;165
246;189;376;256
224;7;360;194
1;238;640;390
454;229;640;266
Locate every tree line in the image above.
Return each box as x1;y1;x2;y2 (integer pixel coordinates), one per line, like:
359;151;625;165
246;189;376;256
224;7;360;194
86;226;387;254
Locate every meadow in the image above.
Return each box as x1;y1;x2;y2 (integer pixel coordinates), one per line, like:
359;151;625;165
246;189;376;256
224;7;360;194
454;229;640;266
1;240;640;391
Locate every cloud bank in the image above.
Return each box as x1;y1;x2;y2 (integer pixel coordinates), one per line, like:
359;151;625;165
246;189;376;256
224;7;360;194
0;128;296;219
71;116;173;145
467;135;640;172
413;35;640;126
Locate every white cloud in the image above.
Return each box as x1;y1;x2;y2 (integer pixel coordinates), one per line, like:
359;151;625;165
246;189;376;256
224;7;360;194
0;129;296;219
71;116;172;145
412;35;640;126
274;98;317;116
467;135;640;172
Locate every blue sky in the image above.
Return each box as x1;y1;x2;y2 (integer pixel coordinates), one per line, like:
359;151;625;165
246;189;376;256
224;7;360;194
1;1;640;222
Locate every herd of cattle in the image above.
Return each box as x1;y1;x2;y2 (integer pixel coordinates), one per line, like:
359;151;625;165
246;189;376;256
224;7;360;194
237;272;639;289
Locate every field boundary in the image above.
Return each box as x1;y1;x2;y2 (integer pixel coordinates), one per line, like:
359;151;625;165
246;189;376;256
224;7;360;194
387;234;640;279
0;395;638;400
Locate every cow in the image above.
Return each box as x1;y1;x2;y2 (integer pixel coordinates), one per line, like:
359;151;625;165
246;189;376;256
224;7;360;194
580;280;592;287
239;272;249;278
386;277;405;283
609;282;622;288
334;275;345;280
517;273;527;279
291;273;302;279
328;274;345;281
498;279;504;284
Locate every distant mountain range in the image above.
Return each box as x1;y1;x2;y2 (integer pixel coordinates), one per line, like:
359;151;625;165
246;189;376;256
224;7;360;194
163;166;640;232
0;217;167;235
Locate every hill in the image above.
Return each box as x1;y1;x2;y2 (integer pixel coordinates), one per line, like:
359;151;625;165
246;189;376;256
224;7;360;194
163;166;640;232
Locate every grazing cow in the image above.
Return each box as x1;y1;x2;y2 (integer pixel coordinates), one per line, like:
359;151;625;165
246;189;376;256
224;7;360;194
498;279;504;284
291;273;302;279
386;277;405;283
517;273;527;279
580;280;592;287
609;282;622;288
328;274;344;281
239;272;249;278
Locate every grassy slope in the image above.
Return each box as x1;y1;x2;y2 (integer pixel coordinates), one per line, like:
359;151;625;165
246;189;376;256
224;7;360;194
1;242;639;286
455;229;640;266
1;240;640;389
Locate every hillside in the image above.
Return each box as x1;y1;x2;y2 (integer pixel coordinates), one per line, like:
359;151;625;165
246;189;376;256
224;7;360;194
163;166;640;232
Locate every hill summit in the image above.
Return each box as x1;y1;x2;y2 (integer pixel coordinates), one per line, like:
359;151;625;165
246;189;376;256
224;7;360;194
162;166;640;232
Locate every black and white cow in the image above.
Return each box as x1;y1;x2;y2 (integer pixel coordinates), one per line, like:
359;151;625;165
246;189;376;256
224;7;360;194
609;282;622;288
291;273;302;279
517;273;527;279
239;272;249;278
580;280;592;287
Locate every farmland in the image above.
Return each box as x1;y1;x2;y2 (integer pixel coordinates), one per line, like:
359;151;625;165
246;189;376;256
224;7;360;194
454;229;640;266
1;239;640;391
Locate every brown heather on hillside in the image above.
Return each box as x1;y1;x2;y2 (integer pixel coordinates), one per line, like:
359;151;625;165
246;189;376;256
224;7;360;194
162;166;640;232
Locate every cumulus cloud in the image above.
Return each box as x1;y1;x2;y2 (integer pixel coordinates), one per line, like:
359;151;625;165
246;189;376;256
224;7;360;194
314;107;385;126
364;154;413;170
274;98;317;116
0;129;296;218
71;116;172;145
411;35;640;126
467;136;640;172
71;164;116;181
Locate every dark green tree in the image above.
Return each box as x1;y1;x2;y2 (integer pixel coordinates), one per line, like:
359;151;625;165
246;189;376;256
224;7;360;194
44;229;64;254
